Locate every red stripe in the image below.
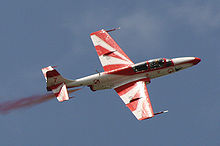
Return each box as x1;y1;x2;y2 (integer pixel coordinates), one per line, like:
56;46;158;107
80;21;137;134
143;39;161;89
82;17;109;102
95;46;112;56
132;90;141;101
126;100;139;111
91;30;133;63
107;66;135;75
95;46;130;62
103;64;129;72
46;70;60;78
115;80;155;120
115;78;151;95
115;82;137;96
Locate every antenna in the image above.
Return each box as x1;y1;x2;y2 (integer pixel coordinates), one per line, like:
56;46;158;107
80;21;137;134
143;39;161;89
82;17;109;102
154;110;168;116
106;27;120;32
96;69;101;76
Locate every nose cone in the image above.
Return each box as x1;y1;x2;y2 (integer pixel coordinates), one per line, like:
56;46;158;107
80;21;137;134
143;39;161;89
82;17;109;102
172;57;201;65
193;57;201;65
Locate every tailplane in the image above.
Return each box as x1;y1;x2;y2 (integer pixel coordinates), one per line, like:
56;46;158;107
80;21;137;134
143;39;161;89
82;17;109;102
41;66;73;102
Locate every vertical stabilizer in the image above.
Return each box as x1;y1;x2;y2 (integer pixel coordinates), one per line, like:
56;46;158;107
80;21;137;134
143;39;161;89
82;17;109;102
41;66;70;102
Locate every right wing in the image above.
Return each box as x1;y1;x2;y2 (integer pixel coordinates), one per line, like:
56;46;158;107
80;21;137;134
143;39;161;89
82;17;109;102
90;29;134;72
114;80;154;120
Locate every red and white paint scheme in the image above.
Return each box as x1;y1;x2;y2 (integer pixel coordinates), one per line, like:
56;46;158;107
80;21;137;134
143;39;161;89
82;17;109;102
42;28;201;120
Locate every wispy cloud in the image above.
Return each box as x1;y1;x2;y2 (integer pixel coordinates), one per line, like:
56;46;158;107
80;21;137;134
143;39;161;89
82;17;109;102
60;2;220;62
117;11;165;56
117;11;162;41
62;9;166;58
170;1;220;32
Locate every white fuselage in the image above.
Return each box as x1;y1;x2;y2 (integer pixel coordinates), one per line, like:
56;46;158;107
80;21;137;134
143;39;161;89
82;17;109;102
66;57;200;91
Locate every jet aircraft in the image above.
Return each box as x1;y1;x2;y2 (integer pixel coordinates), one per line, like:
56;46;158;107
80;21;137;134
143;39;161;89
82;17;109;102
42;28;201;120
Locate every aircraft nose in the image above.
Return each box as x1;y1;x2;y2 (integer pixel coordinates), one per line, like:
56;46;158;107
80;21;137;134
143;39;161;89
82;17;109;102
193;57;201;65
172;57;201;65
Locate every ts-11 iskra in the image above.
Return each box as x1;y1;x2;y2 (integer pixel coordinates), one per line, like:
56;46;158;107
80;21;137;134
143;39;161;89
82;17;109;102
42;28;201;120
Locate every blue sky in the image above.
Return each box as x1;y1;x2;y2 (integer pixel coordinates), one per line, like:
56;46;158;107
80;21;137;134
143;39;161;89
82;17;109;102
0;0;219;146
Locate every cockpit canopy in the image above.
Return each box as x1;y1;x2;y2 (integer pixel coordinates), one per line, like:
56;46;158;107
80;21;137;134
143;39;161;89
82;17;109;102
148;58;165;69
132;58;173;72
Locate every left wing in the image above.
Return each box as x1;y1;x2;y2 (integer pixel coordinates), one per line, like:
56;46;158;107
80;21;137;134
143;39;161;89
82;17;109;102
114;81;154;120
90;29;134;72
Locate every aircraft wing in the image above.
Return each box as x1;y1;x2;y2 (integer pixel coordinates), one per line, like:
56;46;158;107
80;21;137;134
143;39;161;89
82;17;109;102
114;81;154;120
90;29;134;72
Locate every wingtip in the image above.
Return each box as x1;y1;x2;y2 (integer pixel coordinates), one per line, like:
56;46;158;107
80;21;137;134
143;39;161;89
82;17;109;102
164;110;168;113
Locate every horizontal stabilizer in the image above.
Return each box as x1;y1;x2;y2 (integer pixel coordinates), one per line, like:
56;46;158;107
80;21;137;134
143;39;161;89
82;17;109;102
51;83;69;102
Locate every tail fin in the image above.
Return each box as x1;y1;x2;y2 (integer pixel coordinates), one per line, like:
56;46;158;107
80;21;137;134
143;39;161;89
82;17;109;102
41;66;72;102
